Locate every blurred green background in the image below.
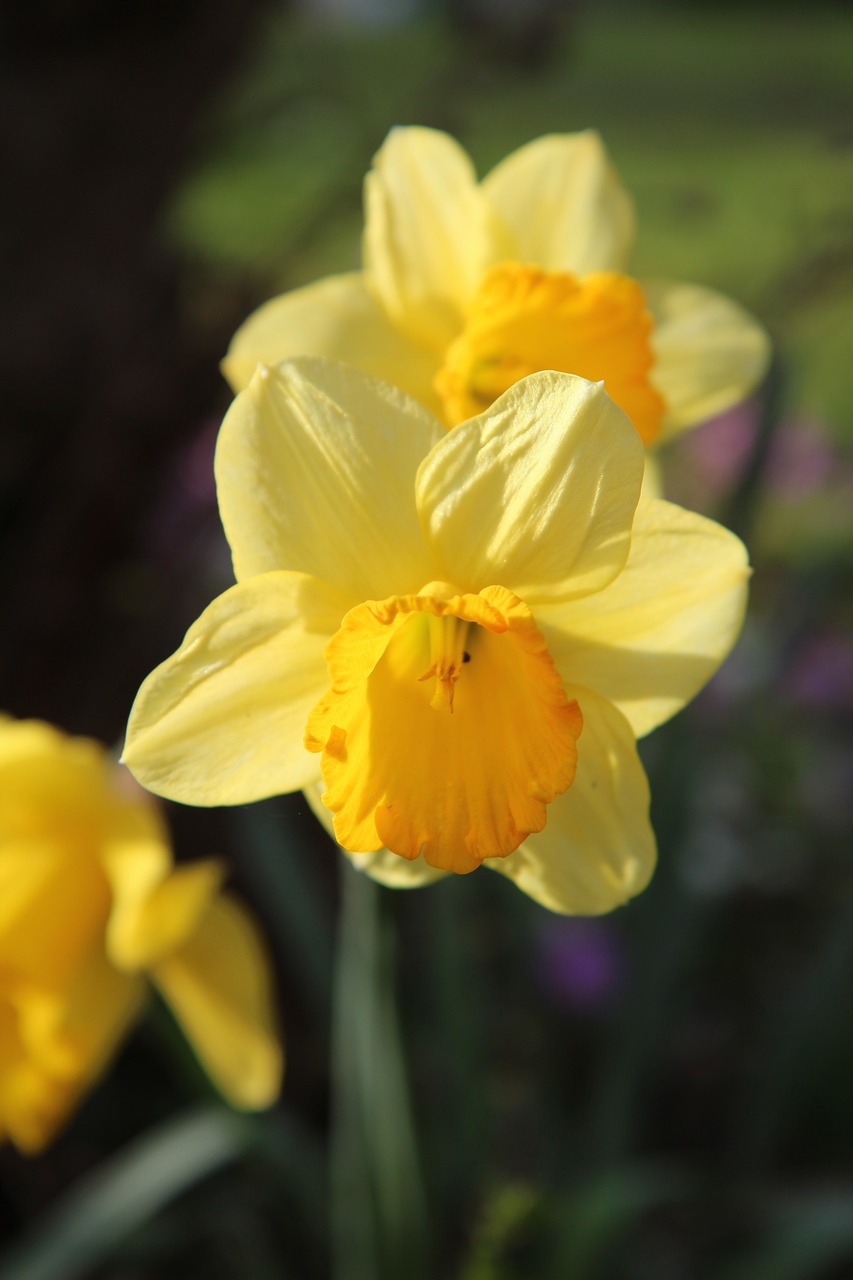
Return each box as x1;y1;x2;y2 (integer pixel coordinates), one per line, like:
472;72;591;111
1;1;852;1277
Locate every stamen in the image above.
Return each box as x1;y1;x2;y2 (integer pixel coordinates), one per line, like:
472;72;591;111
417;614;472;713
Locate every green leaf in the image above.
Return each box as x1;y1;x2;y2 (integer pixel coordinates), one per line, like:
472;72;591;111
0;1108;248;1280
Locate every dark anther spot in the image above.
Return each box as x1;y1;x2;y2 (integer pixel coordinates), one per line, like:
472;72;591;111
462;651;471;663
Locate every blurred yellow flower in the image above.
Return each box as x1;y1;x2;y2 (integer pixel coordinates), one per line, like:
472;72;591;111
0;717;282;1154
124;359;749;915
223;128;770;454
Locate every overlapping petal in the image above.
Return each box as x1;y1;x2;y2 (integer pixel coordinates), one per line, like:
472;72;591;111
363;127;499;349
646;280;771;438
0;842;110;991
0;720;105;829
123;572;337;805
44;941;146;1094
106;855;226;971
216;358;440;597
221;272;442;414
152;895;283;1110
417;372;643;603
0;994;78;1153
493;688;655;914
537;498;750;738
481;130;635;275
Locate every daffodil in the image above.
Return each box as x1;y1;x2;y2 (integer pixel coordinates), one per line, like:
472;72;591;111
0;717;282;1154
223;128;770;469
124;358;749;915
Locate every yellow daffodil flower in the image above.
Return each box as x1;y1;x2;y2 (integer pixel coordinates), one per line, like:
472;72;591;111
223;128;770;465
0;717;282;1154
123;358;749;916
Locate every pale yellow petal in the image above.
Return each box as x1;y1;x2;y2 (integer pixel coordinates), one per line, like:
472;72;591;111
363;127;495;349
303;781;447;888
216;358;441;596
123;572;335;806
481;131;635;274
492;688;655;915
418;371;643;604
152;894;283;1110
222;272;442;415
646;280;771;439
106;857;226;971
537;498;750;738
640;454;664;500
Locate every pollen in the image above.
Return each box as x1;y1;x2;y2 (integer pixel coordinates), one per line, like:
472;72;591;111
434;262;665;443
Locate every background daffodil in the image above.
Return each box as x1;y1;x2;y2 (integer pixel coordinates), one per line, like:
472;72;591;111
0;717;282;1154
223;127;770;459
124;358;749;916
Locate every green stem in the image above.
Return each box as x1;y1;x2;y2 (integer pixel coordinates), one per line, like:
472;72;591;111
330;860;428;1280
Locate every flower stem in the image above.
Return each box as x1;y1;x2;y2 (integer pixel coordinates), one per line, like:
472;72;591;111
330;860;428;1280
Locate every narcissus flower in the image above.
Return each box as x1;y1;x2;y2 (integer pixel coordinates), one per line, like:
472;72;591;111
223;128;770;459
0;717;282;1154
124;358;749;915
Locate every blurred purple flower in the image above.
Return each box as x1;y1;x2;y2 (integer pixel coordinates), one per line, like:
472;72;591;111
785;628;853;714
144;418;220;566
689;400;759;494
663;400;759;512
536;917;624;1012
765;418;838;498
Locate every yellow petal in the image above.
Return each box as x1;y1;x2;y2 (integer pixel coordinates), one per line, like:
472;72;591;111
645;280;771;439
3;948;145;1152
46;942;145;1088
493;688;655;914
0;995;78;1154
537;498;750;738
363;127;496;349
0;719;107;836
640;454;664;500
481;131;635;274
106;856;226;971
152;894;283;1111
0;843;110;991
303;780;448;888
418;371;643;604
222;272;442;416
0;725;113;989
305;585;583;874
123;571;335;805
216;358;441;597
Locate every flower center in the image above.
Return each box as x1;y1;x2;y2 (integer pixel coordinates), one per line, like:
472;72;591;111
418;610;472;713
304;583;583;874
434;262;665;443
